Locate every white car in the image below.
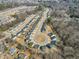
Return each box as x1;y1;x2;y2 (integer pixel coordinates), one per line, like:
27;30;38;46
51;35;57;41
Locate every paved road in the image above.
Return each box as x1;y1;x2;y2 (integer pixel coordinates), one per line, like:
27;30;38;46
24;15;41;39
11;12;42;40
0;13;40;42
30;8;49;46
0;6;37;16
10;14;36;38
0;6;37;26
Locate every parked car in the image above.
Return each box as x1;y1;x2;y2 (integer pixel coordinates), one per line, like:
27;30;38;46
9;48;16;55
46;44;51;48
51;35;56;40
40;46;46;51
51;35;57;44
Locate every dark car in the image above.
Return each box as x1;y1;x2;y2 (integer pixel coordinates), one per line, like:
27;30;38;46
40;46;46;51
46;44;51;48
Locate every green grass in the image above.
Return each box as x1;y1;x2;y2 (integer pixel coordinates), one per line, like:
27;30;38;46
0;27;7;32
0;16;25;32
0;3;19;10
0;3;12;10
28;42;33;48
5;47;9;52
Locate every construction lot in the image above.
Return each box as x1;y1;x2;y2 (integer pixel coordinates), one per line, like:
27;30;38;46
0;6;58;59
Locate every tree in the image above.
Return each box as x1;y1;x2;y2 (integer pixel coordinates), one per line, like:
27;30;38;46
46;16;52;24
16;44;24;50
